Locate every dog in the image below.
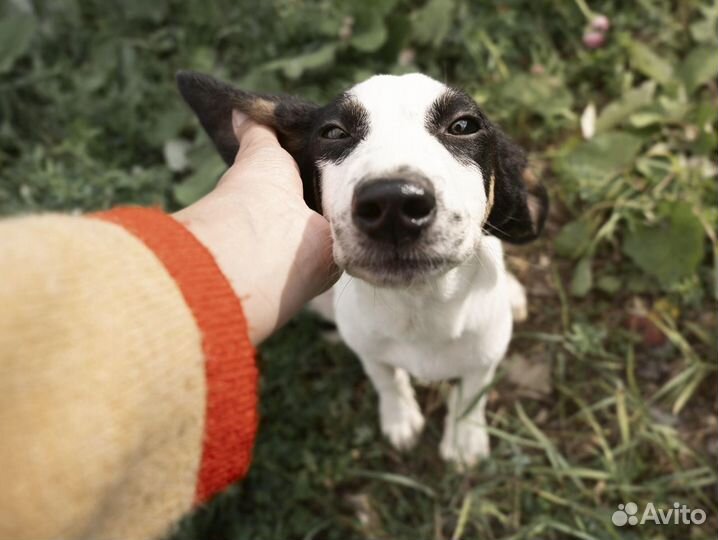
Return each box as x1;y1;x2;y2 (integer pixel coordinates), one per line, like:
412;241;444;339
177;71;547;466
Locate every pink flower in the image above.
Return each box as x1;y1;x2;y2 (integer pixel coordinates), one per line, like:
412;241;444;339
590;14;611;32
583;30;605;49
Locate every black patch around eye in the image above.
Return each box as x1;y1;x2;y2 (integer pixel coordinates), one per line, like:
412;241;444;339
310;94;369;165
425;90;489;164
290;94;369;215
426;89;495;193
426;87;546;244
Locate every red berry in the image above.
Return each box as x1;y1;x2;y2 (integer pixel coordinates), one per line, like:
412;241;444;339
591;14;611;32
626;314;668;348
583;31;605;49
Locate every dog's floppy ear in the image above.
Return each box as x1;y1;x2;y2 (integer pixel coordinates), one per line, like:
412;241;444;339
176;70;321;208
482;127;548;244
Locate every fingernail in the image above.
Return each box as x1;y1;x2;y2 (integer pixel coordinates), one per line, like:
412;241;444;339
232;110;248;132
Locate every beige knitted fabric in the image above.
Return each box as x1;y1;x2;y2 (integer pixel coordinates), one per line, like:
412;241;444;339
0;215;206;540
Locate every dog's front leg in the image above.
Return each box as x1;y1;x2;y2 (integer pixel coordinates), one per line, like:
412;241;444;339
360;360;425;451
439;366;497;468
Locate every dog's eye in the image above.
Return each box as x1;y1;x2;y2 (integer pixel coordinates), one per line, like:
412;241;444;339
448;117;480;135
321;125;350;140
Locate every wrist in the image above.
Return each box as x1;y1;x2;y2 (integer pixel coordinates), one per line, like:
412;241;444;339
173;191;336;345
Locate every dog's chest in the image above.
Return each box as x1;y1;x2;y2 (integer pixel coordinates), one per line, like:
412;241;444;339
375;296;499;379
334;271;510;381
381;331;484;381
369;296;468;338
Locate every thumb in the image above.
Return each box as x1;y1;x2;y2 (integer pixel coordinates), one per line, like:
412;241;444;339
223;109;303;196
232;110;280;156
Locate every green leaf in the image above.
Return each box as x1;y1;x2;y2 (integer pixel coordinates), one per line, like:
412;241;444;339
173;144;225;206
495;74;574;120
262;44;336;80
570;257;593;297
596;275;622;294
124;0;168;22
350;16;387;52
0;10;36;74
355;0;399;17
635;156;671;184
555;132;643;203
623;202;705;288
555;219;594;259
690;4;718;43
147;107;188;147
628;96;689;128
411;0;454;46
237;69;282;93
595;81;655;133
628;41;674;85
679;45;718;93
628;106;666;128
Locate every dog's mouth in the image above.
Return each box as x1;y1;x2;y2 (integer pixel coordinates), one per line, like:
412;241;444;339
343;252;457;287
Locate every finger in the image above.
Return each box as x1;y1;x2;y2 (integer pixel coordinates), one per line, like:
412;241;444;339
232;110;279;156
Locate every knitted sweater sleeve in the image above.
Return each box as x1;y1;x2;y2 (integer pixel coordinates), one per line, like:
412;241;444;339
0;207;259;540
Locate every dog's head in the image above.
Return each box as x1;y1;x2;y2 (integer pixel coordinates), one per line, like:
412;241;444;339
177;71;547;287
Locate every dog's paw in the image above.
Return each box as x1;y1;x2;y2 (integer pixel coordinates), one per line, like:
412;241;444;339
506;272;528;323
439;422;490;468
380;396;425;451
511;300;528;323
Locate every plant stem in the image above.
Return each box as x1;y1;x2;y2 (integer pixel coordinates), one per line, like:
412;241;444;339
573;0;595;20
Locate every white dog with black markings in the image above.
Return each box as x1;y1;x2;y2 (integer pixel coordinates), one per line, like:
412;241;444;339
178;71;548;467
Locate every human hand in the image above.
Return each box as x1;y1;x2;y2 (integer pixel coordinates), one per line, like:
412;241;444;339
174;112;338;345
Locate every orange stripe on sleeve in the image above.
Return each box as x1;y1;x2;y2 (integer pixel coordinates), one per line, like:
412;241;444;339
92;207;259;504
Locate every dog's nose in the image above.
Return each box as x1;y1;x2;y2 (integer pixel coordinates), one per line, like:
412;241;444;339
352;179;436;243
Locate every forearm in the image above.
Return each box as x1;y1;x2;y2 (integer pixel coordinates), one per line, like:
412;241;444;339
0;209;258;540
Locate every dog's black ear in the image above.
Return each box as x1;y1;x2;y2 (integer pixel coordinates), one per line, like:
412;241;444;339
176;70;321;208
482;127;548;244
176;70;319;163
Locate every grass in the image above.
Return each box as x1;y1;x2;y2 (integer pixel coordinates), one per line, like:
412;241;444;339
1;0;716;539
169;239;716;540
